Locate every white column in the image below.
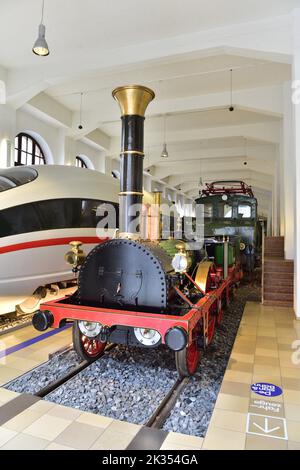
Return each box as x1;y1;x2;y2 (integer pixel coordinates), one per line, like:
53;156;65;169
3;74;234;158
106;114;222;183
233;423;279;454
293;9;300;318
0;103;16;167
271;157;279;236
282;82;296;260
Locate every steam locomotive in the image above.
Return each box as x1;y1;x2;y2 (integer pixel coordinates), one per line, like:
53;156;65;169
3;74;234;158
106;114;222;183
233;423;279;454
32;85;243;377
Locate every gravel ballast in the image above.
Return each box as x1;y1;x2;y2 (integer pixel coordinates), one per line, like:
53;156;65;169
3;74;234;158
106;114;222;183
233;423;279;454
5;349;80;394
46;346;178;424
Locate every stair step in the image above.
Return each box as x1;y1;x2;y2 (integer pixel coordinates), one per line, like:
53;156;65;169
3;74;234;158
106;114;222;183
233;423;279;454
264;264;294;273
264;292;294;301
263;300;293;307
264;280;294;289
264;252;284;258
264;272;294;281
264;284;294;294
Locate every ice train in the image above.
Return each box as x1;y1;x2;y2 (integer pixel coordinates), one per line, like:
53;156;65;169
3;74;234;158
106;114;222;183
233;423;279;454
0;165;118;314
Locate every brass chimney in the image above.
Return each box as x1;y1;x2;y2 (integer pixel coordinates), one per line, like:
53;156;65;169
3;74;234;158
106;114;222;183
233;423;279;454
112;85;155;238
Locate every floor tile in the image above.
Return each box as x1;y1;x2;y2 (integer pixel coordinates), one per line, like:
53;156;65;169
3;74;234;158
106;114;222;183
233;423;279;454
23;414;71;440
28;400;56;414
283;389;300;405
76;412;113;429
288;441;300;450
0;432;50;450
46;442;75;450
284;403;300;421
286;420;300;442
254;355;280;367
245;434;288;450
215;393;249;413
48;404;82;421
0;427;18;446
162;431;204;448
90;429;134;450
209;409;247;433
0;388;19;403
223;370;253;384
221;380;251;397
160;442;202;450
253;364;281;377
3;409;42;432
107;419;141;436
203;426;245;450
55;421;104;449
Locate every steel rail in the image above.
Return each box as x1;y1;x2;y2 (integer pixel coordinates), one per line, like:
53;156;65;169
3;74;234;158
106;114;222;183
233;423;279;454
146;377;189;429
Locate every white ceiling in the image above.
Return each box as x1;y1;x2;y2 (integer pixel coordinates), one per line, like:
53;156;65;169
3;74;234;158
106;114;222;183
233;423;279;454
1;0;298;214
0;0;299;69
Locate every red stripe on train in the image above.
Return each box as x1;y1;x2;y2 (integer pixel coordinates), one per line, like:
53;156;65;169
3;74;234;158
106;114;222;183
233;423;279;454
0;237;108;254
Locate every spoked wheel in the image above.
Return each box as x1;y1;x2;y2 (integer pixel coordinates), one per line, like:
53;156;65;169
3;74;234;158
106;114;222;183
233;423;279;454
216;298;224;325
175;324;201;377
72;321;106;362
205;301;217;346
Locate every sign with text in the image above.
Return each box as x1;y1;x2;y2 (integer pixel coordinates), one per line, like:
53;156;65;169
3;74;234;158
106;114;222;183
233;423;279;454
251;382;282;397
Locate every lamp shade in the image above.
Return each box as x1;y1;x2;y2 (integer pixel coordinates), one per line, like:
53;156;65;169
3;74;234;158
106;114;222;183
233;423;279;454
32;24;49;56
161;143;168;158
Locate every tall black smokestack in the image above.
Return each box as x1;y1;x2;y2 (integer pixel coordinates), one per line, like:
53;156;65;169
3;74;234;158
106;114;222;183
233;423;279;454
112;85;155;237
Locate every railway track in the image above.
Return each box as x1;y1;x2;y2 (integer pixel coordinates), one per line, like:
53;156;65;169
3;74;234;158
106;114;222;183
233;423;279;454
5;341;190;431
34;343;117;398
146;377;190;429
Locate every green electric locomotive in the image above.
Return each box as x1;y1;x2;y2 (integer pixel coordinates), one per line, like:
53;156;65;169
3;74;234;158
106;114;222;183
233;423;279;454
196;180;261;274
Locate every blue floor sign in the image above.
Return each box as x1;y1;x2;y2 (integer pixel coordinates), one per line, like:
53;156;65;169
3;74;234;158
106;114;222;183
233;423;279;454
251;382;283;397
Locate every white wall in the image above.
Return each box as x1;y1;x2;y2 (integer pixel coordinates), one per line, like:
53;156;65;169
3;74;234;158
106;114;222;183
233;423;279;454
0;103;106;171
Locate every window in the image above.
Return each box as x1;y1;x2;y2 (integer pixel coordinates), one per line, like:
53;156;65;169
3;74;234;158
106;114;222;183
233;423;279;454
76;156;88;168
14;133;46;166
203;203;213;218
0;168;38;193
0;199;119;238
238;204;251;219
223;204;232;218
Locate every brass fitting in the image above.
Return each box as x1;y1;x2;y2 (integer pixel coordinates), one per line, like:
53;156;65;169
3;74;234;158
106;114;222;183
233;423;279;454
65;241;86;273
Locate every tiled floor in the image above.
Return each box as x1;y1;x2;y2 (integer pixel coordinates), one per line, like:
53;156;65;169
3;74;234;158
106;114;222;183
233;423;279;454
0;324;72;386
0;301;299;450
203;302;300;450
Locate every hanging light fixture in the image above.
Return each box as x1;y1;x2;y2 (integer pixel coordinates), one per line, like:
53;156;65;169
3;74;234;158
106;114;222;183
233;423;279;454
199;157;203;186
228;69;234;112
32;0;50;56
78;93;84;130
243;137;248;166
161;114;169;158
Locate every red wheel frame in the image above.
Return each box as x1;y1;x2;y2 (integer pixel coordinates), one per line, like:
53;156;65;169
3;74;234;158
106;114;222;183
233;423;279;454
175;323;201;377
72;321;106;362
216;298;224;325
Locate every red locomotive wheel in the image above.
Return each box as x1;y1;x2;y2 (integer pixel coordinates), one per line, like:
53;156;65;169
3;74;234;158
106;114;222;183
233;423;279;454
72;321;106;362
206;310;216;345
175;324;201;377
216;298;224;325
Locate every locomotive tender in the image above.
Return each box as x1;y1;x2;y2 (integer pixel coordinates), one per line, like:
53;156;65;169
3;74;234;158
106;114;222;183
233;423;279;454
32;85;243;377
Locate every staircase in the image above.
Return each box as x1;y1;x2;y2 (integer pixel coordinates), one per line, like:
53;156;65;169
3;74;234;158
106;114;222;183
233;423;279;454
263;237;294;307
